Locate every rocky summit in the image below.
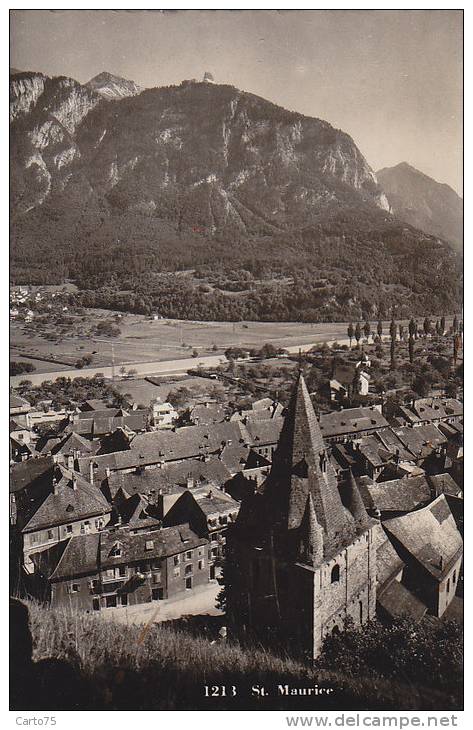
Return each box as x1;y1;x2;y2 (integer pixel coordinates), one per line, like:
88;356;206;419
377;162;463;254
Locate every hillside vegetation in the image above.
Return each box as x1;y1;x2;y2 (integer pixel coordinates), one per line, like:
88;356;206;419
14;599;462;711
10;75;462;320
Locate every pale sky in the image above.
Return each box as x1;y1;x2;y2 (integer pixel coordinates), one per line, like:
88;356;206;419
10;9;463;194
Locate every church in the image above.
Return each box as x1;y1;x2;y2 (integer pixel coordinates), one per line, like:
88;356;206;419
226;373;377;659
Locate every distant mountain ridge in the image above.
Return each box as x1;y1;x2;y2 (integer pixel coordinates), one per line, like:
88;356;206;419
377;162;463;253
9;72;461;319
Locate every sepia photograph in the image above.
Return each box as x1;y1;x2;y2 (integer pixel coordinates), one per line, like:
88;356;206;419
8;7;464;716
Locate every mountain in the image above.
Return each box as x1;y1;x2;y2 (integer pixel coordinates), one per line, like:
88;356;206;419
9;74;461;319
85;71;142;100
377;162;463;253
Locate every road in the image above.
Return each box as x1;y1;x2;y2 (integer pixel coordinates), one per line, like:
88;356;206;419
9;337;353;387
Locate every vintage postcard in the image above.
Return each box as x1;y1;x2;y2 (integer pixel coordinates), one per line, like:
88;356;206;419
9;7;463;719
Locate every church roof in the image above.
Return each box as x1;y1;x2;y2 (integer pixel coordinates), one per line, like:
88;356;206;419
260;374;358;561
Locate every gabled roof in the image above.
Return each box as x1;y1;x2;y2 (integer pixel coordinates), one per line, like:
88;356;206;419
319;407;389;438
359;475;432;514
383;495;463;580
22;466;111;533
100;524;207;568
106;457;232;501
190;403;226;425
51;431;99;456
10;418;31;433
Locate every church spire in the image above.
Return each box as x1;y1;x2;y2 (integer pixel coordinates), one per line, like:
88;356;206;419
268;373;356;555
344;469;371;530
299;492;324;567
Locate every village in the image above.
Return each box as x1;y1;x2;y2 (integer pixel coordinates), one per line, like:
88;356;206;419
9;318;463;653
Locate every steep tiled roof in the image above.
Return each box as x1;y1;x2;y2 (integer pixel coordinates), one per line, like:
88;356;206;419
50;533;100;579
319;407;389;439
10;456;54;493
359;475;432;513
100;524;207;568
428;473;462;498
190;403;227;425
22;466;111;533
377;580;427;620
244;418;283;446
373;523;405;591
383;495;463;580
51;431;99;456
106;458;231;501
393;424;446;457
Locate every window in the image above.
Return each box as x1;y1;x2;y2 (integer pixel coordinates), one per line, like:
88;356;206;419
198;548;204;557
198;560;204;570
68;583;80;593
185;577;192;590
453;570;457;584
145;540;154;551
106;569;115;579
447;578;450;594
219;516;228;525
185;564;193;575
110;543;122;558
151;560;161;570
153;572;161;584
47;529;54;540
120;595;128;607
186;551;193;560
174;555;180;566
118;566;127;577
66;525;73;534
105;595;117;608
152;588;164;601
331;565;340;584
173;567;180;577
359;600;363;624
30;533;37;544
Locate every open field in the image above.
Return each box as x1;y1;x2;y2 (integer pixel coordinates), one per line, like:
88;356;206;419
10;311;455;387
11;311;354;372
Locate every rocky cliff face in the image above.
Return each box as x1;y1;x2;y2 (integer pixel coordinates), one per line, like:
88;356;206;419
377;162;463;253
11;76;389;232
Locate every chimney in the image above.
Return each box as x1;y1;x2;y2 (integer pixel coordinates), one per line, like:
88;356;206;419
66;454;74;469
52;476;58;495
157;489;164;520
186;475;193;489
105;467;111;478
89;461;94;485
72;475;78;491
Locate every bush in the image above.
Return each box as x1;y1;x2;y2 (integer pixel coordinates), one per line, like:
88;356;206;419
10;361;35;376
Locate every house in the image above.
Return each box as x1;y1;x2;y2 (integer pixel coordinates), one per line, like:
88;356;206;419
32;523;210;611
10;394;32;427
150;399;179;429
189;402;226;426
329;363;370;402
383;495;463;618
163;489;240;580
19;464;112;574
66;408;149;439
319;406;389;443
226;375;377;659
397;398;463;427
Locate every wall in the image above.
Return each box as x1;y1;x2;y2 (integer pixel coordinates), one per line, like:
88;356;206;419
312;526;377;658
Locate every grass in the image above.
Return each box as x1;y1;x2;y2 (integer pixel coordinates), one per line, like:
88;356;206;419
18;600;459;711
